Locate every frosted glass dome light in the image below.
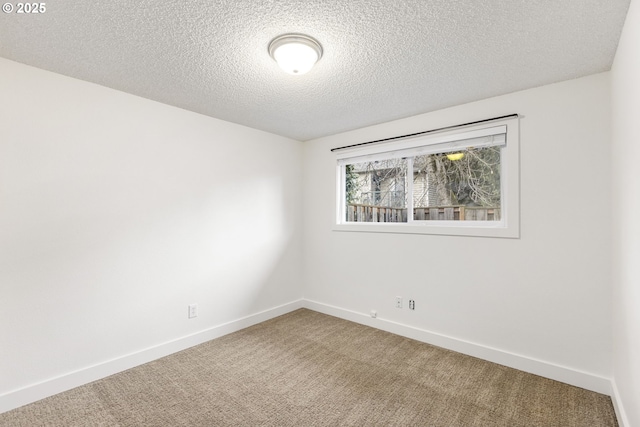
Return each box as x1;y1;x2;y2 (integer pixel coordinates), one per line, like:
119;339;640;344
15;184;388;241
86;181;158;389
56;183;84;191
268;34;323;75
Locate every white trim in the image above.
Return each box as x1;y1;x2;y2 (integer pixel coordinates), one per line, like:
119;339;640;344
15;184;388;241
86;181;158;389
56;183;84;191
0;300;304;414
336;163;345;225
1;298;616;419
333;220;517;238
610;379;630;427
334;117;519;239
302;299;612;395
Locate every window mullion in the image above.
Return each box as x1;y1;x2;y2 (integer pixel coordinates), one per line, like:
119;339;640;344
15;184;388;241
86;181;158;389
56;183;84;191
406;157;414;224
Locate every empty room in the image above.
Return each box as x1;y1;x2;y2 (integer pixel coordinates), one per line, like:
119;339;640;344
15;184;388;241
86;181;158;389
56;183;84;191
0;1;638;426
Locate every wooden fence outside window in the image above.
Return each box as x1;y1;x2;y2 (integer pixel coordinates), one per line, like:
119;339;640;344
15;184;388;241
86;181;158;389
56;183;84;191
346;204;500;223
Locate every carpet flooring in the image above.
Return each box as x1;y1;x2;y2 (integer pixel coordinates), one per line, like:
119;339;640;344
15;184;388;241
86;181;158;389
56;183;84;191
0;309;618;426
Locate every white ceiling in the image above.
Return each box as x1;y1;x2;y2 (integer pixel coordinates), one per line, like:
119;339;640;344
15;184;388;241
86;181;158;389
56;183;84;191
0;1;631;141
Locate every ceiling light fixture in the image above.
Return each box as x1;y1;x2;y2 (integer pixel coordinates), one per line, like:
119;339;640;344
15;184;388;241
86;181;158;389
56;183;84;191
268;34;323;75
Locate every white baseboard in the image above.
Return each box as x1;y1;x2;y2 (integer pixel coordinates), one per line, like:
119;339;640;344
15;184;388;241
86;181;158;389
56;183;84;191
303;299;612;395
1;299;617;419
0;299;304;414
610;379;629;427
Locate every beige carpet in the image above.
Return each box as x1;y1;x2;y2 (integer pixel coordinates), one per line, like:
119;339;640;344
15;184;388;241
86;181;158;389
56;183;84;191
0;309;618;426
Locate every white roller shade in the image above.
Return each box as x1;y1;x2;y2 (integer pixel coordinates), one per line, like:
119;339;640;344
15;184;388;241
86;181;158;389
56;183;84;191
336;125;506;165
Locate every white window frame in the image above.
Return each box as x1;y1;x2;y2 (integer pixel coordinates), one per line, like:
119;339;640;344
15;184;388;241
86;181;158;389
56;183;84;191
333;116;519;238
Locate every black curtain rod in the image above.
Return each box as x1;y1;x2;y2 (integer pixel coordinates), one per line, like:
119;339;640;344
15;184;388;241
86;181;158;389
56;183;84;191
330;113;519;152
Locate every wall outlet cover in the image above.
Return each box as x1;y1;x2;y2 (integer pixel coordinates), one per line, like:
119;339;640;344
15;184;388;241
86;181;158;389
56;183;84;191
395;296;403;308
188;304;198;318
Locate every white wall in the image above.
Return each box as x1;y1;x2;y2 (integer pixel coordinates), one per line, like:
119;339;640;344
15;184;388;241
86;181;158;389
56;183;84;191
0;39;624;417
0;58;303;410
611;0;640;425
303;73;612;392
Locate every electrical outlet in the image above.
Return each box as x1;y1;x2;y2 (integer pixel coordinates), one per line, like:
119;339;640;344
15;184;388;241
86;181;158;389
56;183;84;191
395;296;403;308
409;299;415;310
188;304;198;319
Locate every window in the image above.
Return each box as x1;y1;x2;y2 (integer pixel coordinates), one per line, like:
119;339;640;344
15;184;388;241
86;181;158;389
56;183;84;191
335;117;519;238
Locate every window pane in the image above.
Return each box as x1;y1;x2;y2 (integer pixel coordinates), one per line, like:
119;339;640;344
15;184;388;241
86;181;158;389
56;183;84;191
345;158;408;222
412;146;501;221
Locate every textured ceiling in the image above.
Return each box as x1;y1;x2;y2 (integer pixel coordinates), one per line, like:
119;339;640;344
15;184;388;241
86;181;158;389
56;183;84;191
0;0;631;141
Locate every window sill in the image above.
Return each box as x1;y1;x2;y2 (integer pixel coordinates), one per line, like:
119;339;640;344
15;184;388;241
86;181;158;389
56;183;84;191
333;221;519;238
